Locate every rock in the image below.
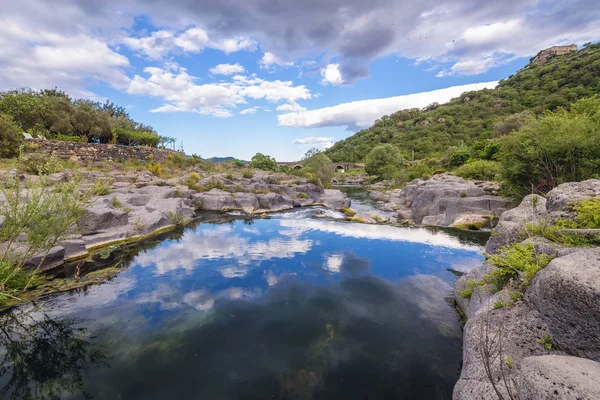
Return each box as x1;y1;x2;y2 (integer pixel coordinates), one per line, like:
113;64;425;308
485;194;546;254
128;209;172;234
518;355;600;400
127;194;151;207
256;193;294;212
233;193;260;212
317;189;350;210
145;198;195;220
59;239;88;260
80;206;129;233
450;214;493;230
546;179;600;212
528;248;600;361
24;246;66;271
454;303;558;400
136;185;179;199
193;190;237;211
454;263;511;319
369;191;390;202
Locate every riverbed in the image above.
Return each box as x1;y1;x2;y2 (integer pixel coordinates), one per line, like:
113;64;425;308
0;191;487;400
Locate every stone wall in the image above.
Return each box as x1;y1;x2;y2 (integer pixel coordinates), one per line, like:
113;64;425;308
25;139;180;163
531;44;578;65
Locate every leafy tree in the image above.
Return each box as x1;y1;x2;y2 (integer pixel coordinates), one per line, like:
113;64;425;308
250;153;278;171
448;148;471;168
302;147;322;160
302;153;334;187
0;113;23;158
364;144;403;179
500;96;600;197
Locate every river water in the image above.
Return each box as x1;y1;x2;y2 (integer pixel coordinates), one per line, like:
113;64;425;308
0;190;486;400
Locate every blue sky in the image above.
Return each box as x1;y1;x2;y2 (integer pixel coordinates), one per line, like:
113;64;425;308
1;1;599;160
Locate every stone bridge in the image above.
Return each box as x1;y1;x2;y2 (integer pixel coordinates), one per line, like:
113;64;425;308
277;161;364;173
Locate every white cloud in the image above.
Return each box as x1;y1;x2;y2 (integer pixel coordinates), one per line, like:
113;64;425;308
123;27;256;60
276;103;306;113
291;137;334;149
259;52;294;69
240;107;259;115
279;81;498;130
320;63;344;86
128;67;311;117
209;63;246;75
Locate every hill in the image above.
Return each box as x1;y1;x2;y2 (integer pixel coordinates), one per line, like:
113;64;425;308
326;42;600;163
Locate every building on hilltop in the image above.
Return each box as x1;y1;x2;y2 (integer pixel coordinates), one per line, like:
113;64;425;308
531;44;578;65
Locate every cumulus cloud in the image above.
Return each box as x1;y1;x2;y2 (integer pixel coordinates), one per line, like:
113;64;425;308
240;107;259;115
258;52;294;69
123;27;256;60
279;81;498;130
276;103;306;113
128;66;312;117
320;63;344;86
210;63;246;75
291;137;334;149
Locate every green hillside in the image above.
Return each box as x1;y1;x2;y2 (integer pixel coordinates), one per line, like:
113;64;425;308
326;42;600;163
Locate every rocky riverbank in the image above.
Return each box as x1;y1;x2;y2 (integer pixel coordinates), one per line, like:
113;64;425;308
1;167;350;273
452;179;600;399
369;174;511;229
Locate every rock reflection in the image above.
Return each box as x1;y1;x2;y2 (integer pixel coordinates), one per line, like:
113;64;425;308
0;306;107;400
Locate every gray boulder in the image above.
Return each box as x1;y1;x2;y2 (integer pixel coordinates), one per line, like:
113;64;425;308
528;248;600;361
59;239;88;260
518;355;600;400
80;206;129;233
234;193;260;212
256;193;294;211
485;194;546;254
546;179;600;212
24;246;66;271
316;189;350;210
193;190;237;211
145;198;195;220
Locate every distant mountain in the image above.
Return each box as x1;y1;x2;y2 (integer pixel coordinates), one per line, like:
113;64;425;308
206;156;246;163
326;43;600;162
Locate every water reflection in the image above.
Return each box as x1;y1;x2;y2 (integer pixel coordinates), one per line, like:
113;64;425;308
0;306;107;400
1;217;484;399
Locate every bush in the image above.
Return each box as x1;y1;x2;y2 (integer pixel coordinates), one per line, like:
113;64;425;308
147;162;162;177
448;148;471;168
364;144;403;179
405;163;433;181
242;170;254;179
500;97;600;197
250;153;277;171
454;160;502;181
302;153;334;188
0;113;23;158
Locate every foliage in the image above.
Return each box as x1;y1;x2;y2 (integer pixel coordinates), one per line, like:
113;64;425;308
0;178;89;302
405;163;434;181
448;148;471;168
250;153;278;171
0;113;23;158
459;279;485;299
341;208;356;217
232;159;245;168
484;243;553;293
557;198;600;229
537;334;554;350
326;44;600;163
364;144;403;179
454;160;502;181
302;147;322;160
0;88;161;147
302;153;334;187
147;162;163;177
242;170;255;179
500;96;600;197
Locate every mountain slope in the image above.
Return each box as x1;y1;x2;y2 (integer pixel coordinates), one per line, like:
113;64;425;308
326;43;600;162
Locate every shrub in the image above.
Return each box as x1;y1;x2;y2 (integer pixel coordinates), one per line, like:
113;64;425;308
448;148;471;168
115;128;160;147
232;159;245;168
0;113;23;158
250;153;277;171
242;170;255;179
147;161;162;177
405;163;433;181
302;153;334;188
341;208;356;217
454;160;502;181
364;144;403;179
559;198;600;229
298;192;309;199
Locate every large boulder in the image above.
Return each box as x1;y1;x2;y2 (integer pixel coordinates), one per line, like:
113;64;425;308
454;303;558;400
80;205;129;233
145;198;195;220
546;179;600;212
316;189;350;210
454;263;512;319
256;193;294;212
518;355;600;400
485;194;546;254
193;190;237;211
528;248;600;361
24;246;66;271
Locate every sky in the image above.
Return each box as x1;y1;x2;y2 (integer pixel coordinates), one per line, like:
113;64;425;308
1;1;599;160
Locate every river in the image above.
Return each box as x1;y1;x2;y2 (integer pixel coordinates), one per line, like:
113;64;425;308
0;189;487;399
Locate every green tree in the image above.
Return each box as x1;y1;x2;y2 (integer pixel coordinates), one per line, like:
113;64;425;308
250;153;278;171
500;96;600;197
302;147;322;160
0;113;23;158
302;153;334;187
365;144;403;179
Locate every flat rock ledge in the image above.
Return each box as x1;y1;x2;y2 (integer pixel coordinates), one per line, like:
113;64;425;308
370;174;510;230
14;170;350;272
453;179;600;400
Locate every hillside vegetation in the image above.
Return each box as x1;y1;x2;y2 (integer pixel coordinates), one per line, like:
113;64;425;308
326;43;600;197
0;89;174;151
326;43;600;163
